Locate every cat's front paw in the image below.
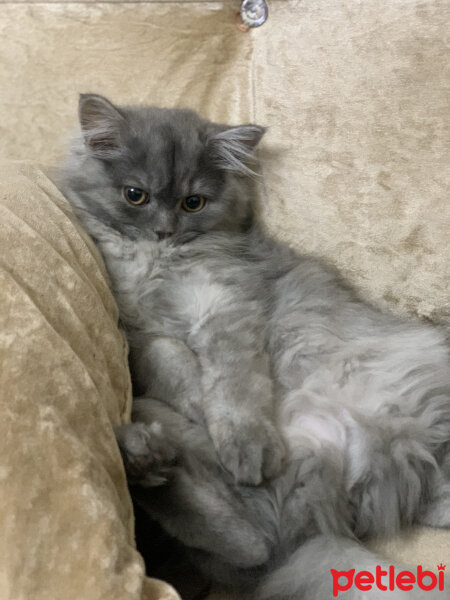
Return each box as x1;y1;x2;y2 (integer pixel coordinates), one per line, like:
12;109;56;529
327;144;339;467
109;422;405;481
209;418;286;485
114;422;177;487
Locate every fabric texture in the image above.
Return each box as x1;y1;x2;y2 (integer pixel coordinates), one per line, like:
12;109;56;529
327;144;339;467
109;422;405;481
0;161;179;600
0;0;449;595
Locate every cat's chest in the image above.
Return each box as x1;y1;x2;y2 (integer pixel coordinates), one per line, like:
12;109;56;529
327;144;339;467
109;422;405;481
102;238;240;337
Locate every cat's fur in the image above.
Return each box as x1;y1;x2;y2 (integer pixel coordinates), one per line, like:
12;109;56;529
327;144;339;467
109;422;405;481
58;94;450;599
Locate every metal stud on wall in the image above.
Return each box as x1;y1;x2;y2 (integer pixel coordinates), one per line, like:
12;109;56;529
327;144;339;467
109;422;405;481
236;0;269;31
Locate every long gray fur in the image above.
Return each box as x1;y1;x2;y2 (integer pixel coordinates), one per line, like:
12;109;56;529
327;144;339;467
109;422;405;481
57;94;450;600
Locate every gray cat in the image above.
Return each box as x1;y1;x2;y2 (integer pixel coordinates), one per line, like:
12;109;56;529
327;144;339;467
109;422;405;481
58;94;450;600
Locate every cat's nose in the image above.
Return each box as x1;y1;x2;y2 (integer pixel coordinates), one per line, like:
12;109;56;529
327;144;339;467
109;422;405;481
155;231;173;241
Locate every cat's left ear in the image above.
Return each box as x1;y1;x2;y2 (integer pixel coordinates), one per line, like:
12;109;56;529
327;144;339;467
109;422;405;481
208;124;266;175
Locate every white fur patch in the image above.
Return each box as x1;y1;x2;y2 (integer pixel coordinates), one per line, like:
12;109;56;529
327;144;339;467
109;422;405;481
171;268;235;334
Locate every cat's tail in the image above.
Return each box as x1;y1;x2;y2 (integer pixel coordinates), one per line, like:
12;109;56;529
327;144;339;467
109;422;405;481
257;534;449;600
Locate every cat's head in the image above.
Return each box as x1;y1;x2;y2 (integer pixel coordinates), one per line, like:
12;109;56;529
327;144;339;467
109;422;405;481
61;94;265;243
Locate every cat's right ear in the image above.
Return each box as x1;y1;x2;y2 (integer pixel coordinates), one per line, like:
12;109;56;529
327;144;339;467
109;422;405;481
78;94;126;158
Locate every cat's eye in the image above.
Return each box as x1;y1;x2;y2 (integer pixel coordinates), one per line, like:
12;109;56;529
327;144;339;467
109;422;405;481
124;187;149;206
182;195;206;213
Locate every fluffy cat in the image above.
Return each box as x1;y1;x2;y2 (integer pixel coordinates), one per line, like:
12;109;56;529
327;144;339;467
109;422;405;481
58;94;450;600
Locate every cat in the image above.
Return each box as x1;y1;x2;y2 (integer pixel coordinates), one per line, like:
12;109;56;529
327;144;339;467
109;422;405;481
58;93;450;600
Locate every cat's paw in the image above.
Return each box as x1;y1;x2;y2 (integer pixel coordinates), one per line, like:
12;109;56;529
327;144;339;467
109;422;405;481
209;418;286;485
114;422;177;487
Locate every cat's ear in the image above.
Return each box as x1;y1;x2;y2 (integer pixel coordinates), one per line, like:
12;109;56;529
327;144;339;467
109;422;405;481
208;124;266;176
78;93;126;158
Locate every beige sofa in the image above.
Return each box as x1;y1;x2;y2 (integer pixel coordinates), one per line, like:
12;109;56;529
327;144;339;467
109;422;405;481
0;1;449;599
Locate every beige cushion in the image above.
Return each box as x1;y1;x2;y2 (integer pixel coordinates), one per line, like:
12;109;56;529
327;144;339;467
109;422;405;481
0;161;179;600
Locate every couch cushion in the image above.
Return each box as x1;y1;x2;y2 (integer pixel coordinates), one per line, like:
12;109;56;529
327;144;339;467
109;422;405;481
0;161;178;600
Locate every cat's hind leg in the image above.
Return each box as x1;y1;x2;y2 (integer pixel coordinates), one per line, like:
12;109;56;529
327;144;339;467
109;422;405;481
116;399;273;571
259;534;448;600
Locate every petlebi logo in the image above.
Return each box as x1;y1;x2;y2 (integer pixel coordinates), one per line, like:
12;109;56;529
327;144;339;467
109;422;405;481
330;563;446;597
